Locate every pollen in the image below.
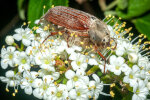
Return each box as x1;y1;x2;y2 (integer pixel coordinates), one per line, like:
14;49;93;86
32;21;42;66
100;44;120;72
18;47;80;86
107;47;111;50
59;71;63;74
28;21;31;24
51;5;55;8
44;26;49;31
23;22;26;26
110;91;115;97
110;83;115;88
88;95;92;98
15;89;18;93
85;52;88;55
54;82;57;85
108;14;111;17
115;31;119;35
12;93;16;96
80;42;84;45
64;60;68;64
58;32;62;35
43;5;46;9
86;59;89;63
30;31;33;34
6;88;9;92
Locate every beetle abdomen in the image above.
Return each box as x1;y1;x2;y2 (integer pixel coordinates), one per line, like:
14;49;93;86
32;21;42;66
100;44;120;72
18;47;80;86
44;6;92;31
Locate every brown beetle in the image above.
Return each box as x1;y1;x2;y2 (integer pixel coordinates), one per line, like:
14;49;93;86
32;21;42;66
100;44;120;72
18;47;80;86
40;6;111;73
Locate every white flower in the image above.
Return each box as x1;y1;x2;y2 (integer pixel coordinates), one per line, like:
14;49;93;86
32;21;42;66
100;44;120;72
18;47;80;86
36;27;49;38
5;35;14;45
34;48;56;69
146;82;150;90
115;40;139;56
20;71;38;95
33;76;54;99
88;74;104;99
132;80;149;100
13;28;34;46
69;53;87;71
108;55;125;75
128;53;138;63
38;68;60;80
0;70;20;91
47;84;69;100
138;55;149;70
34;19;40;24
88;58;98;65
69;86;89;100
65;69;87;91
1;46;16;69
123;65;141;87
13;51;31;72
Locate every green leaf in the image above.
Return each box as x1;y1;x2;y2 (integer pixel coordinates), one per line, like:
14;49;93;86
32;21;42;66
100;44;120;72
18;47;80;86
17;0;25;20
133;14;150;40
116;0;150;19
117;0;128;10
28;0;68;27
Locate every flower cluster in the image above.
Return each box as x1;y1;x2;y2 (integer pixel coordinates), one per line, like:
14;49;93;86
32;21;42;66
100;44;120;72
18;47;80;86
0;15;150;100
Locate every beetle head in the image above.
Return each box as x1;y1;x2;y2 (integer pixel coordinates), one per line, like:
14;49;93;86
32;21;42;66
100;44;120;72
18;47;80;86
88;19;110;47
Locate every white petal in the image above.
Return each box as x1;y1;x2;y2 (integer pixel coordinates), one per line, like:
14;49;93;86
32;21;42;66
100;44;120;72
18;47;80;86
88;58;98;65
33;88;43;99
123;76;129;83
32;79;42;88
65;70;75;79
71;61;79;71
13;33;22;41
22;39;31;46
69;89;77;99
109;55;116;65
92;74;100;83
5;70;14;77
7;46;16;52
69;52;77;60
76;69;85;76
24;86;32;95
1;59;8;69
66;80;74;91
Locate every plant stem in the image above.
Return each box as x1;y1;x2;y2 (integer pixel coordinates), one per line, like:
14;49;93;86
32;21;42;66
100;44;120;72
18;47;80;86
105;0;118;11
99;0;118;11
13;43;22;51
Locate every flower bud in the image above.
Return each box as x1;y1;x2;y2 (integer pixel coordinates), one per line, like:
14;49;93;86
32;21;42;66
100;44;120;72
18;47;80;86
5;35;14;45
147;82;150;90
128;53;138;63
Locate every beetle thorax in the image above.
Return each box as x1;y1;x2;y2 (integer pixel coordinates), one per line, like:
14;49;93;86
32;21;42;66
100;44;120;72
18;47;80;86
88;18;110;47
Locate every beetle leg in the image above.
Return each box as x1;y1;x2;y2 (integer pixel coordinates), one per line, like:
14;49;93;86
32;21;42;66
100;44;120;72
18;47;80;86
77;33;90;37
42;31;65;44
65;30;71;47
94;45;106;73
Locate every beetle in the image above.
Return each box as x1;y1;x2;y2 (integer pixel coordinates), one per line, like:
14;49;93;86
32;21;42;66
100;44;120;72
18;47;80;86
40;6;111;73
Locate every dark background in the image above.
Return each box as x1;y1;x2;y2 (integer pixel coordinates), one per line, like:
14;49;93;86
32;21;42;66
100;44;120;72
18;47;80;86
0;0;113;100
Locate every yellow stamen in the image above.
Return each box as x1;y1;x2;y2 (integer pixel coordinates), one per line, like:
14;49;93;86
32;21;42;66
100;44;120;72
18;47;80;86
110;83;115;88
110;91;115;97
6;88;9;92
23;22;26;26
51;5;54;8
43;5;46;9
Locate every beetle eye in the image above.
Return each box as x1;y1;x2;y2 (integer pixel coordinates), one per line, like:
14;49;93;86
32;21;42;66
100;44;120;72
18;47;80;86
102;39;105;42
